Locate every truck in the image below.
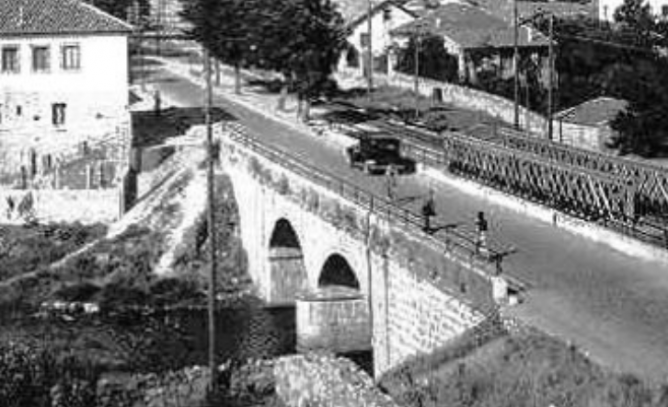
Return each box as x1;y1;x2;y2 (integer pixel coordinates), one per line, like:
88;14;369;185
346;135;416;175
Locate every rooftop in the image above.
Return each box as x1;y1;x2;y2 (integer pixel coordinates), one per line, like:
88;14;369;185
555;96;629;126
472;0;596;22
0;0;133;36
391;2;550;48
333;0;412;25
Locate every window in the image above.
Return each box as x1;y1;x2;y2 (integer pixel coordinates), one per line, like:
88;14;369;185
360;33;370;48
52;103;66;126
32;46;50;72
61;44;80;70
1;46;19;73
383;8;392;21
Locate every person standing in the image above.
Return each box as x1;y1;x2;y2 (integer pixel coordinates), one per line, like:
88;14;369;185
422;188;436;233
475;211;488;255
385;164;398;202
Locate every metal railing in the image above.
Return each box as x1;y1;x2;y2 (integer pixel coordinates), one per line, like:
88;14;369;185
222;122;504;266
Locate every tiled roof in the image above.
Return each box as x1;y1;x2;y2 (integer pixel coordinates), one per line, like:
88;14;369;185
333;0;412;25
555;97;628;126
391;3;550;48
0;0;133;36
472;0;595;23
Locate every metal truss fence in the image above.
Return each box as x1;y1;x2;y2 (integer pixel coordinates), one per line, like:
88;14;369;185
402;131;668;249
495;127;668;220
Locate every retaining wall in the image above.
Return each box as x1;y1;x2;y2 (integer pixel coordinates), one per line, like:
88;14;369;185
0;188;122;225
275;354;399;407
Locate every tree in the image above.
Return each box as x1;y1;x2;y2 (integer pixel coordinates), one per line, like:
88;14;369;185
85;0;150;23
180;0;261;94
180;0;345;118
528;12;668;155
395;36;459;83
614;0;655;33
253;0;346;118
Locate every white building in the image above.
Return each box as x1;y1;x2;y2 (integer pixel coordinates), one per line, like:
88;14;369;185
336;0;418;76
0;0;133;176
598;0;668;20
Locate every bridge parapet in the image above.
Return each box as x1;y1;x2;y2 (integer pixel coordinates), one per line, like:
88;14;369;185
216;121;504;313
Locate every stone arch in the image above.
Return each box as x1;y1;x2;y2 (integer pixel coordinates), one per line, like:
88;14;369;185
318;253;360;290
268;217;307;304
269;218;301;249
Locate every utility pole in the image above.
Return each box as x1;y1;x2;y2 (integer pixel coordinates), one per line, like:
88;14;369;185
513;0;520;130
414;29;420;120
203;44;218;393
367;0;374;99
547;13;555;142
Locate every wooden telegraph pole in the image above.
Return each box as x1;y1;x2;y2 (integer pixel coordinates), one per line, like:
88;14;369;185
547;13;555;141
203;43;218;392
513;0;520;129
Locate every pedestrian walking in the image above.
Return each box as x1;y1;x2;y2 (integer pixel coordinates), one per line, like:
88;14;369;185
385;164;398;202
422;188;436;234
475;211;488;255
5;196;15;220
154;90;162;116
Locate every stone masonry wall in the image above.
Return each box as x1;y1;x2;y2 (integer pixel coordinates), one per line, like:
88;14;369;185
0;188;122;225
275;354;399;407
218;123;496;376
296;296;371;353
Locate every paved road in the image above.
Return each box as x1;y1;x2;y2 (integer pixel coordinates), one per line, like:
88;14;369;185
144;62;668;382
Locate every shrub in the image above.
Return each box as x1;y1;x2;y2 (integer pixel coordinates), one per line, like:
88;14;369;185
53;282;101;303
0;343;99;407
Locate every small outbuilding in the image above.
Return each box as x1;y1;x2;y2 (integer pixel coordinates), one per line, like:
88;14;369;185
553;96;628;152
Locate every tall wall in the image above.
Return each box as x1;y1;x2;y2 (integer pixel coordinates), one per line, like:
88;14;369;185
0;34;131;175
0;188;123;225
217;124;500;377
275;354;399;407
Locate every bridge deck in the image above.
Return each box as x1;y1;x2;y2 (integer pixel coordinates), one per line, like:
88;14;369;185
150;58;668;380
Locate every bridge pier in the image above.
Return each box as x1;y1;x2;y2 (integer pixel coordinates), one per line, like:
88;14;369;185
296;286;372;354
268;247;308;305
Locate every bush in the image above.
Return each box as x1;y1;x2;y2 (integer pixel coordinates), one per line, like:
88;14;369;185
53;282;101;303
0;343;99;407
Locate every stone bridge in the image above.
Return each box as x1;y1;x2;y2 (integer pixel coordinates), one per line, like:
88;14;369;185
217;123;506;377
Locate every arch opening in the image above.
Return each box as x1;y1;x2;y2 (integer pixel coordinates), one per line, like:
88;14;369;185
268;218;306;304
318;254;360;290
269;218;301;249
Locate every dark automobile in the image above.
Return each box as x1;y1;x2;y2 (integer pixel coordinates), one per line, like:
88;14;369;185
346;136;416;175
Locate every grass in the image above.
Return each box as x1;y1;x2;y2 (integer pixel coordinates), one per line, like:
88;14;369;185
0;223;107;281
380;330;668;407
